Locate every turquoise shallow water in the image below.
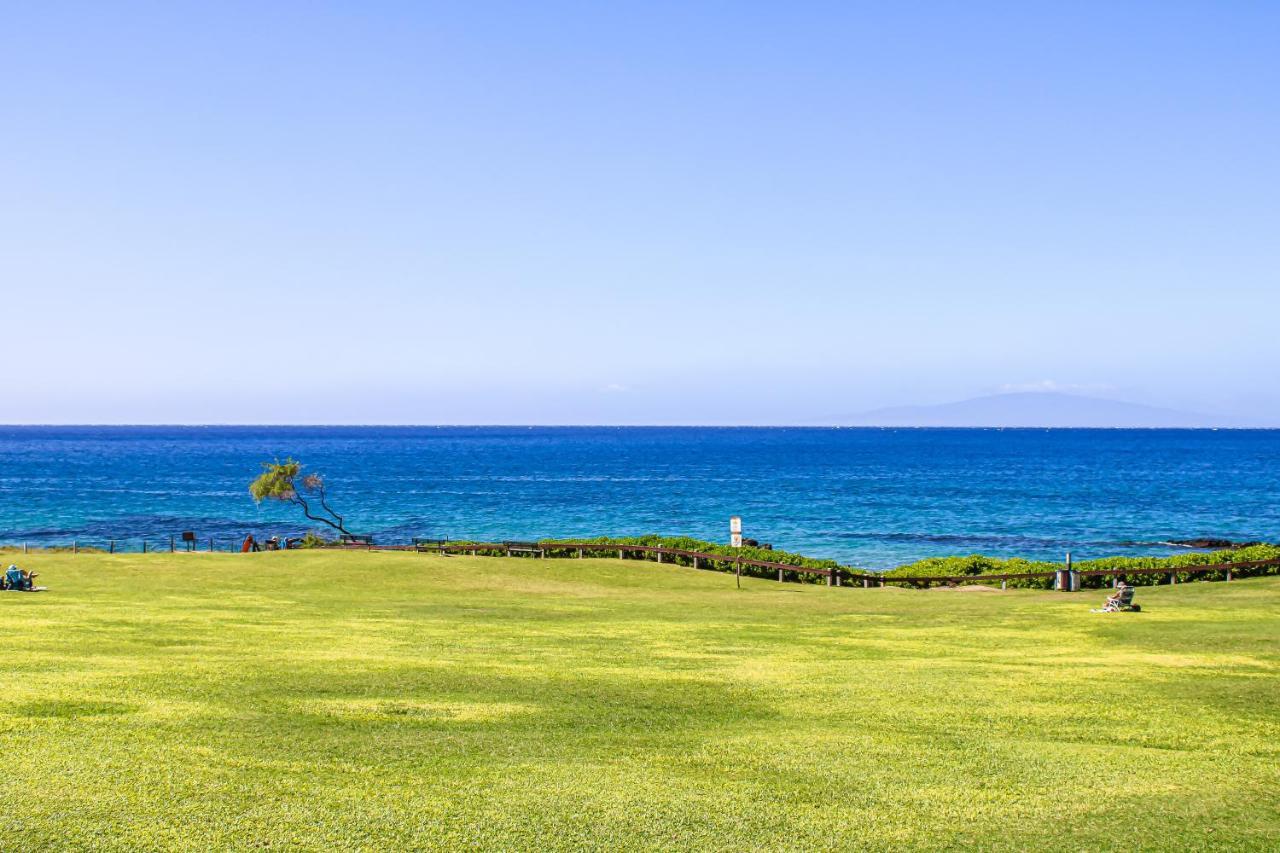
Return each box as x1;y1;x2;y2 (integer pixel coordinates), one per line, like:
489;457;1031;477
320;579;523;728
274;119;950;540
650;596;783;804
0;426;1276;569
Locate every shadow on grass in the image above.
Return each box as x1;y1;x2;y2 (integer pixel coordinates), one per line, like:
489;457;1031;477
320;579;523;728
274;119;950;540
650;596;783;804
159;662;784;770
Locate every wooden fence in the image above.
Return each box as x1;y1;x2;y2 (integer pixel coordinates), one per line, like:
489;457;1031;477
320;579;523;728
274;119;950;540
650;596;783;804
339;540;1280;590
13;535;1278;591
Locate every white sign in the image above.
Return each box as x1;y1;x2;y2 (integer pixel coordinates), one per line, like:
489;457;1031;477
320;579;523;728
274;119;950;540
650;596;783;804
730;516;742;548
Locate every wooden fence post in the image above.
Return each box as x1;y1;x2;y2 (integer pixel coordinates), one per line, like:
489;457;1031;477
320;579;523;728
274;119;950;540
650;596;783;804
142;540;147;554
618;549;624;560
1001;579;1007;590
170;535;175;553
1226;567;1233;581
827;569;833;587
780;569;785;582
577;548;583;559
656;551;663;564
73;540;78;555
693;556;699;570
109;539;115;554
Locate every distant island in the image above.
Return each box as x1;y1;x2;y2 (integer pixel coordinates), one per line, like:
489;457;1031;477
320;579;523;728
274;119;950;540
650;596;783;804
842;392;1258;429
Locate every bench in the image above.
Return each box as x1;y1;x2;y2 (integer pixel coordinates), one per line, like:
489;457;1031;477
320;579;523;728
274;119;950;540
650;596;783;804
339;534;374;548
413;537;448;554
503;540;545;558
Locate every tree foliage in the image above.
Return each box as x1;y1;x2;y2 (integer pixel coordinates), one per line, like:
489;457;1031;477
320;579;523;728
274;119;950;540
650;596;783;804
249;459;353;536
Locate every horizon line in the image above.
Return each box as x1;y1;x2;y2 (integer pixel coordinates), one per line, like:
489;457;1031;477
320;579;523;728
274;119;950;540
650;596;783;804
1;423;1276;431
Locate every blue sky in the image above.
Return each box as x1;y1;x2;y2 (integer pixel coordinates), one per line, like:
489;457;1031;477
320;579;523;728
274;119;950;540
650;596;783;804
3;2;1277;424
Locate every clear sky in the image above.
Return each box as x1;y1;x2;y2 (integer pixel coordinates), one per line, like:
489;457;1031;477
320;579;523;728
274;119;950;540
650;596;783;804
3;2;1277;424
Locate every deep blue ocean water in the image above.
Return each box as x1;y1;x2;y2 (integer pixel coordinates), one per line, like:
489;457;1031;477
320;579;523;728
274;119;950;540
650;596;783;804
1;426;1277;569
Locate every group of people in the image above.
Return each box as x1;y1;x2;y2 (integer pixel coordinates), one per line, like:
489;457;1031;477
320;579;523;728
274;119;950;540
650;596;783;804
240;534;301;552
3;564;39;591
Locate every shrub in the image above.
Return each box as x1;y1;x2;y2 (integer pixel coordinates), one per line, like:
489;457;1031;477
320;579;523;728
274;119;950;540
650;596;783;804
880;544;1280;588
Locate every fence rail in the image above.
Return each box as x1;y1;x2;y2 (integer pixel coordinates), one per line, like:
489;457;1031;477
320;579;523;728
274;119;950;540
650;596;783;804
338;540;1280;589
11;536;1280;591
2;536;260;555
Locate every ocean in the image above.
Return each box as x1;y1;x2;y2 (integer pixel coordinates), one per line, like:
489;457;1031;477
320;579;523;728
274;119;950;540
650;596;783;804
1;426;1276;568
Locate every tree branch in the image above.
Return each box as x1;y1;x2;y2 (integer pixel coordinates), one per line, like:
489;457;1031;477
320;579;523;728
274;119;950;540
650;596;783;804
315;484;345;529
290;492;352;536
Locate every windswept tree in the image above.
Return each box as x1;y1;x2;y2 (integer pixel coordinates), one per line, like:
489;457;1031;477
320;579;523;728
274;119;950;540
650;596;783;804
249;459;353;536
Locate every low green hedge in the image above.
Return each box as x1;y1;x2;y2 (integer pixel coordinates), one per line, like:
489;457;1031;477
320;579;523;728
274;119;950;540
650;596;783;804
449;534;839;584
880;544;1280;588
388;534;1280;591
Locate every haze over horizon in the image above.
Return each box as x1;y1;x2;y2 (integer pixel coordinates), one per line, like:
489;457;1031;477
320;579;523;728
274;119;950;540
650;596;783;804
4;3;1278;425
839;391;1271;429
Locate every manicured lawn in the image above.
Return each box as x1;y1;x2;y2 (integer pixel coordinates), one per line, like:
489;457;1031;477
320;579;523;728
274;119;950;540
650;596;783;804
2;550;1277;850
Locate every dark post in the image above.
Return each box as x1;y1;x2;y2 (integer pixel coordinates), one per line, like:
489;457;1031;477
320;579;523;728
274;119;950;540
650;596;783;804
109;539;115;554
142;540;147;554
169;535;175;553
735;558;741;589
73;540;78;554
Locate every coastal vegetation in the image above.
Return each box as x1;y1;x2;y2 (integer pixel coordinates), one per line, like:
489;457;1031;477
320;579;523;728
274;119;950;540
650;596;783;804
446;535;840;584
879;542;1280;587
248;459;354;537
1;550;1276;849
444;535;1280;589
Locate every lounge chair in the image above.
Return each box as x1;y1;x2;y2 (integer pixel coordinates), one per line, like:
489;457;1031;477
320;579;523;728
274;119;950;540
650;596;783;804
1092;585;1140;613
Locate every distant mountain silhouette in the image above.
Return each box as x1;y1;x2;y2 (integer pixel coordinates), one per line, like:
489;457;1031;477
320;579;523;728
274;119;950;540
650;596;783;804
846;392;1246;428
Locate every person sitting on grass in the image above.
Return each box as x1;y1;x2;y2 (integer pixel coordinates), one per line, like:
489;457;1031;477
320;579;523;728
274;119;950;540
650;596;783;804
5;564;32;591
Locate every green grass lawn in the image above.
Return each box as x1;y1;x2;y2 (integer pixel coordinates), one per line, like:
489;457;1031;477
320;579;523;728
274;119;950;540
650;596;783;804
2;551;1277;851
